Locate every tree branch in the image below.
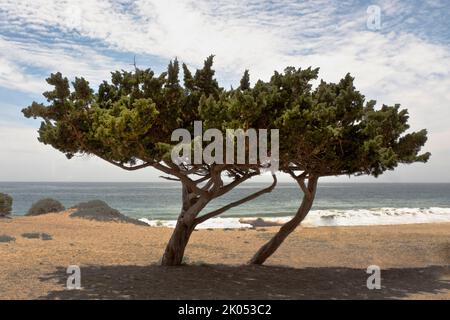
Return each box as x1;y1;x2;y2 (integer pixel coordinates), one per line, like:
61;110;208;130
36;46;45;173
195;174;277;225
160;176;180;181
98;156;154;171
287;169;311;199
152;162;207;197
212;171;259;199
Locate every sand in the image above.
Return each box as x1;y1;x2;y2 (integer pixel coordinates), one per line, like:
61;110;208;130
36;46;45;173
0;211;449;300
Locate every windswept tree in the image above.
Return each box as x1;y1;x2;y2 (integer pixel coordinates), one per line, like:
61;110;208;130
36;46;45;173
233;67;430;264
23;56;277;266
23;56;429;266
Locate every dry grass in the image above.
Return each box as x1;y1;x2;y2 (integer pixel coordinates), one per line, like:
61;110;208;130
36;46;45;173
0;211;449;299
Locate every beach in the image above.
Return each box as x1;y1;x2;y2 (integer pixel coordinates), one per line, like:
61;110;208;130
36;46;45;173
0;211;449;300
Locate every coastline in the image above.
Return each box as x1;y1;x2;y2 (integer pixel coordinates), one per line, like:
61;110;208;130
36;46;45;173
140;207;450;229
1;212;449;299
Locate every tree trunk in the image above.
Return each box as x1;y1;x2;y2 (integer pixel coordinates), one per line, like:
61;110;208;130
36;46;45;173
160;174;277;266
250;177;318;265
161;183;202;266
161;218;195;266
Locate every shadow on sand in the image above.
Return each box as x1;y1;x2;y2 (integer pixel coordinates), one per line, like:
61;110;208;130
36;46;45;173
39;264;449;300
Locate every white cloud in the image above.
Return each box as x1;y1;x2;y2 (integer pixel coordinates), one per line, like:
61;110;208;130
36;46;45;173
0;0;449;181
0;0;448;90
0;36;129;94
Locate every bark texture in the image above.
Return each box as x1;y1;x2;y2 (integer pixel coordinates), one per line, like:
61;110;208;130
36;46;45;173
161;183;200;266
161;218;195;266
161;175;277;266
250;176;318;265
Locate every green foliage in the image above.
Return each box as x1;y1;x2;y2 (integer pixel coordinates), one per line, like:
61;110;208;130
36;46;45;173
22;56;225;167
200;68;430;177
23;57;430;179
240;70;250;91
0;193;13;216
26;198;65;216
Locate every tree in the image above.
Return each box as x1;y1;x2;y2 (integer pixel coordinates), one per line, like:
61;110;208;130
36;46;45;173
240;70;250;91
0;193;13;217
239;67;430;264
22;58;429;266
22;56;277;266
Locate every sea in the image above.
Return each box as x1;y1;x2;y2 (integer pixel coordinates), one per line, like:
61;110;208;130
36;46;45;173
1;182;450;229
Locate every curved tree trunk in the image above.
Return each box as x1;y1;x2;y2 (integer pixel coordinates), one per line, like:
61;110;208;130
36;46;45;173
161;175;277;266
250;176;318;265
161;183;200;266
161;218;196;266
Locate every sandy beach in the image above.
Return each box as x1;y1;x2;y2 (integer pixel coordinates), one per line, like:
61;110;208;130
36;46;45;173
0;211;449;300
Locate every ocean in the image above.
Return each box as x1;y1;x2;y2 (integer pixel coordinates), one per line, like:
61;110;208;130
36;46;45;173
2;182;450;229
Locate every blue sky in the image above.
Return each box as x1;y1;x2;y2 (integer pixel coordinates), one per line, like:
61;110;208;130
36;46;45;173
0;0;449;182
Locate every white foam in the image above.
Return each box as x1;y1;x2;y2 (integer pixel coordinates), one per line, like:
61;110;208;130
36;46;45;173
139;217;253;229
139;207;450;229
304;207;450;227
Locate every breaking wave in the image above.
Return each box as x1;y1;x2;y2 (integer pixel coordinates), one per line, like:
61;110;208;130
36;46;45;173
139;207;450;229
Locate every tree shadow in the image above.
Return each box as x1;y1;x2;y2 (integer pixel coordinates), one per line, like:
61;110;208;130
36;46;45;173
39;264;450;300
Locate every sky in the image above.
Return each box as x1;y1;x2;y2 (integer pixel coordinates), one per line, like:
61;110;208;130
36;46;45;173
0;0;449;183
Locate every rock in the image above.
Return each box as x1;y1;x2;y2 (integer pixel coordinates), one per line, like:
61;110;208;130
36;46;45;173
239;217;283;228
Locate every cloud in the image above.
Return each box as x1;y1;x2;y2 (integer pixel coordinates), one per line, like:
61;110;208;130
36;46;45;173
0;0;449;181
0;35;129;94
0;55;45;93
0;0;448;88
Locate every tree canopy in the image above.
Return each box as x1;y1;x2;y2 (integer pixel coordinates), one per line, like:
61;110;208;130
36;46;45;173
201;66;429;176
22;56;277;265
